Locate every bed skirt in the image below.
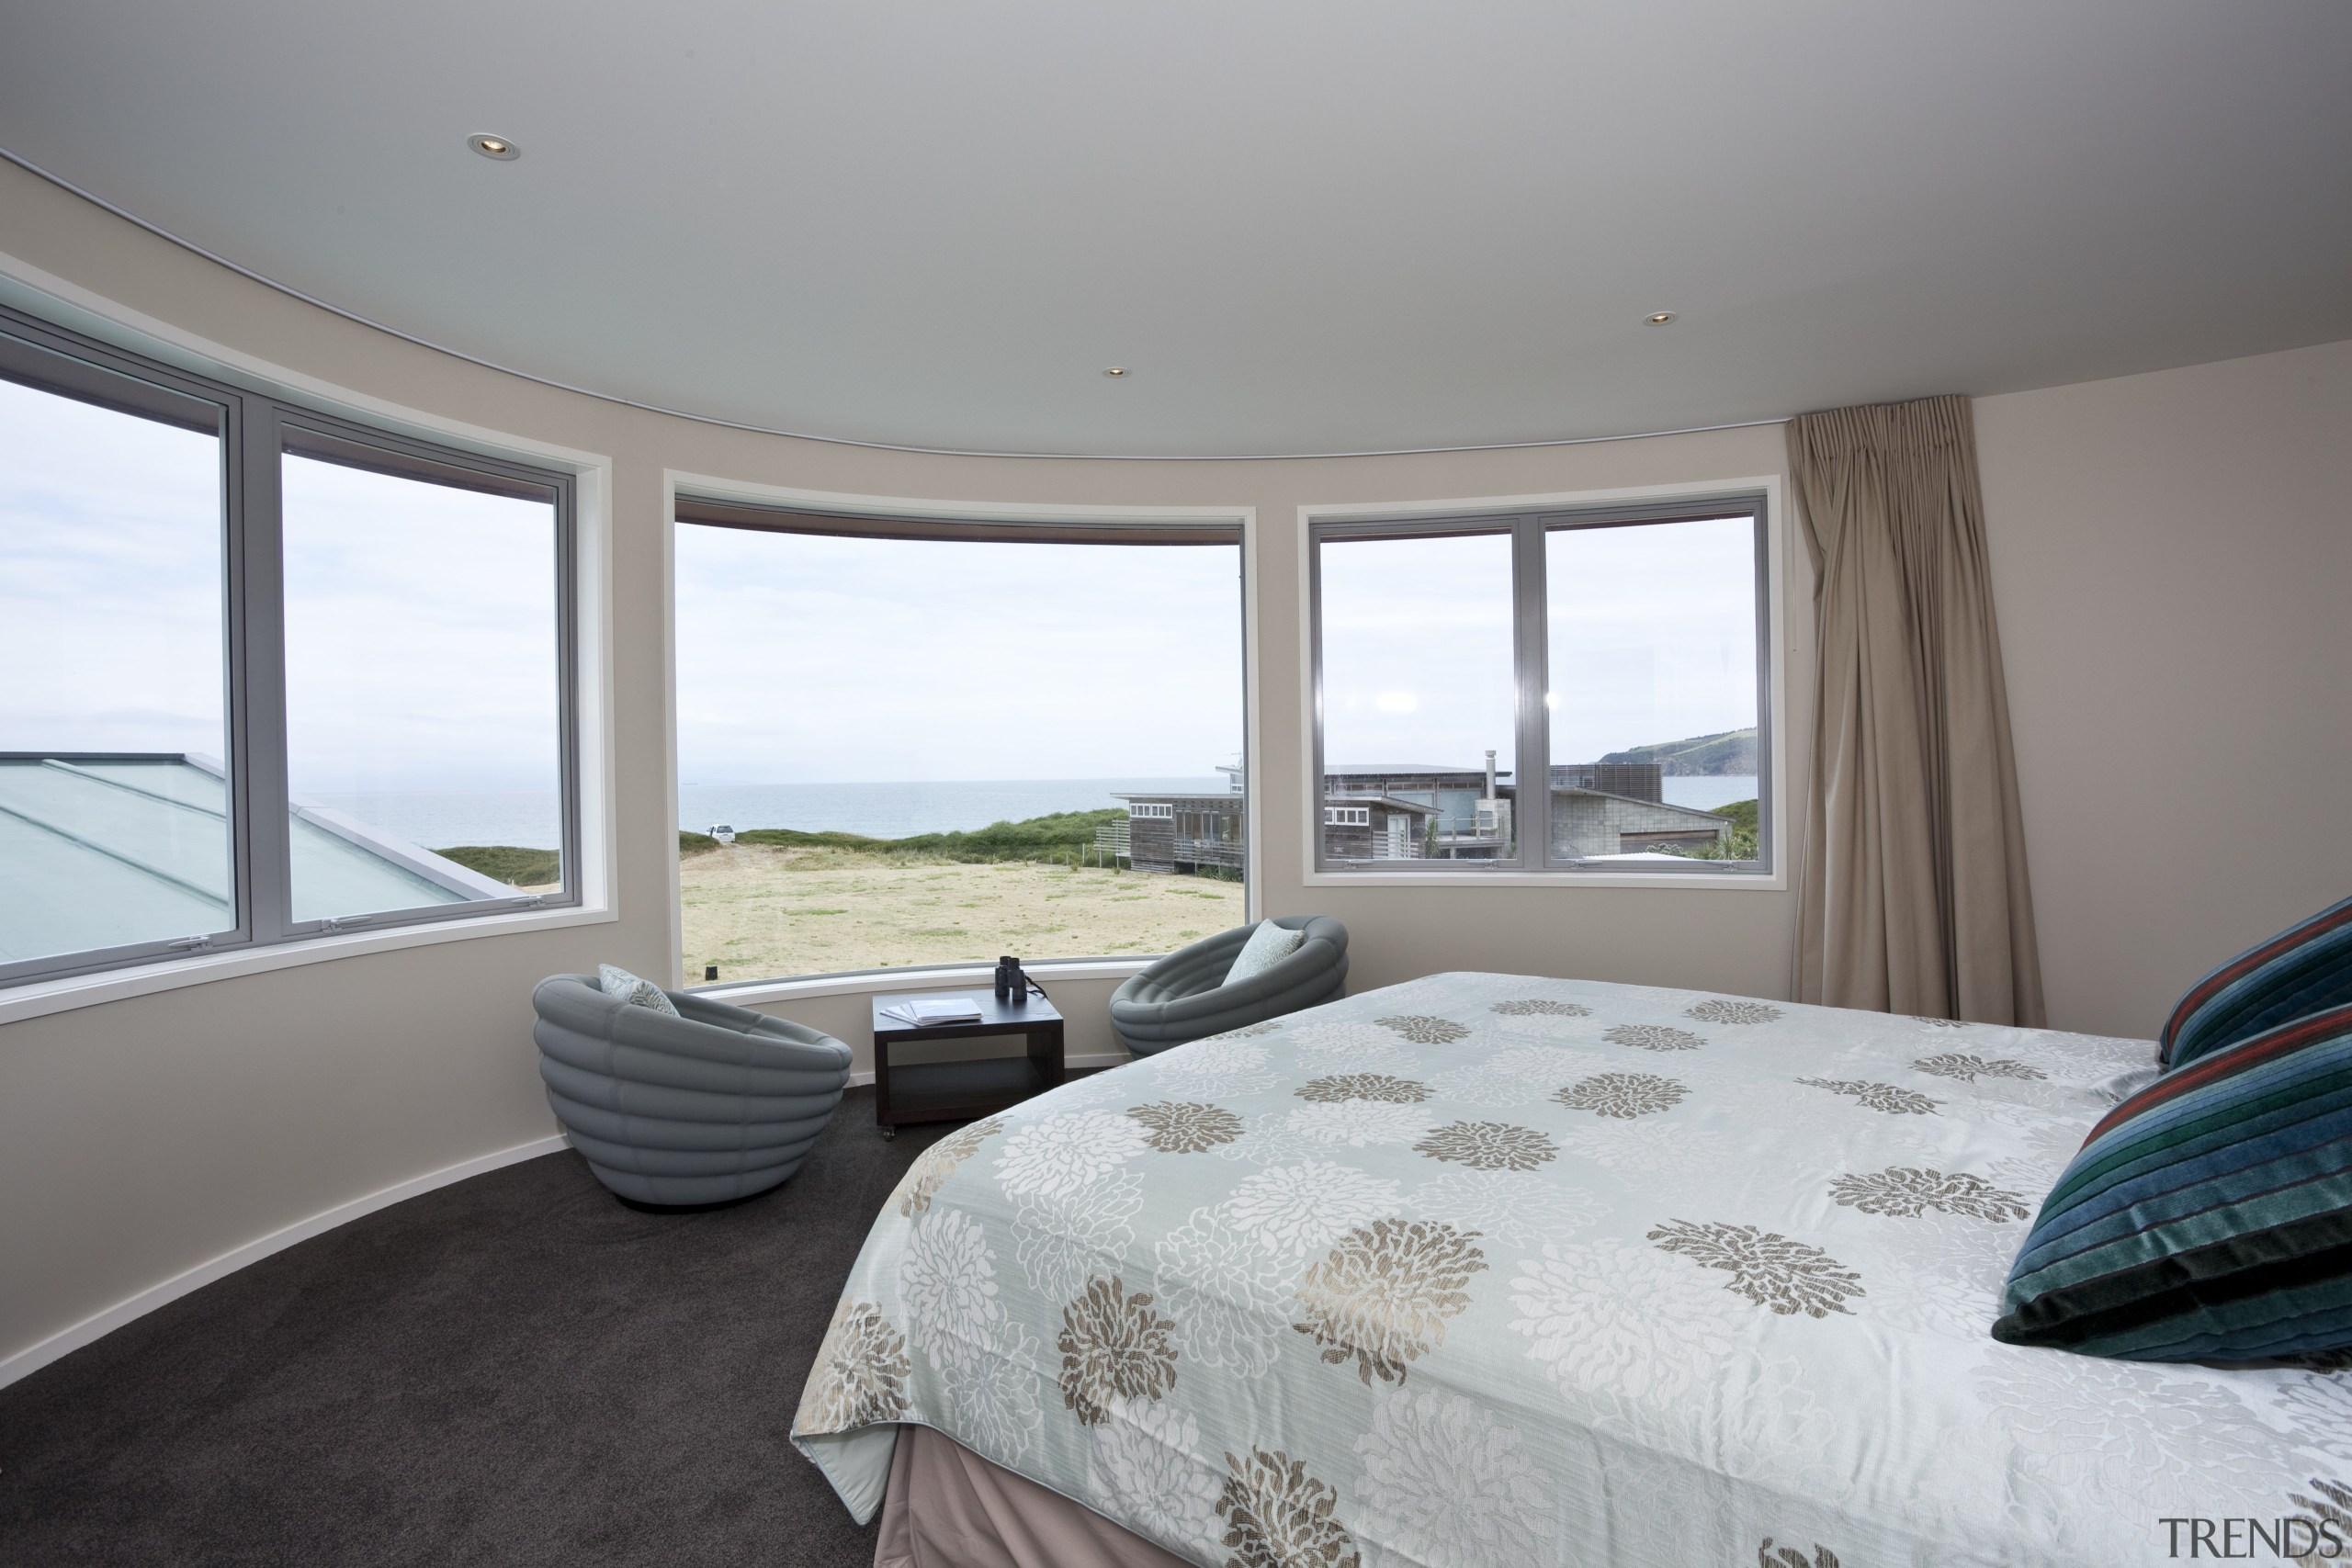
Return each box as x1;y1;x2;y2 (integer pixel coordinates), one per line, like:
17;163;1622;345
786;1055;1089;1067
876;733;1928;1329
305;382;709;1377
876;1425;1190;1568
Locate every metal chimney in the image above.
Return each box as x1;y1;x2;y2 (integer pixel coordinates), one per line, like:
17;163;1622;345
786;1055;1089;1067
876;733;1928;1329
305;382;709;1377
1483;750;1497;801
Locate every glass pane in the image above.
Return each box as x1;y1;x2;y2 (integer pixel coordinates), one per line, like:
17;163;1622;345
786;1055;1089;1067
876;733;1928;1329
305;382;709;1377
1318;531;1517;863
0;369;232;966
281;450;561;921
1545;515;1759;863
673;527;1245;981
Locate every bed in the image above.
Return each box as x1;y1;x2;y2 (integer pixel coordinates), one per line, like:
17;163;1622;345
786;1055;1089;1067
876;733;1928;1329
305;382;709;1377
795;972;2352;1566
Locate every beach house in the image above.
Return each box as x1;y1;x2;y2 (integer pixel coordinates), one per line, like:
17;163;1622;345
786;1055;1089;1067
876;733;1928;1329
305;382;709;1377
1545;761;1744;860
1122;753;1738;868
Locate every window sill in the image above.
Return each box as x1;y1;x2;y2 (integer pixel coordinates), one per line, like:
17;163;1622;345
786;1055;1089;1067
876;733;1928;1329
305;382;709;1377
693;956;1158;1010
1301;868;1785;890
0;902;617;1028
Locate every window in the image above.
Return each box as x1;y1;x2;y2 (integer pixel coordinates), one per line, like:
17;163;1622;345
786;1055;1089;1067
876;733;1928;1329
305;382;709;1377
1311;495;1770;874
673;500;1246;982
0;307;581;988
280;427;571;922
0;342;230;974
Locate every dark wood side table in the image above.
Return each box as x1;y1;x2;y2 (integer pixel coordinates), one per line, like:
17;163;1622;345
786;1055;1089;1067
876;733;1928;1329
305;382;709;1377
869;989;1066;1137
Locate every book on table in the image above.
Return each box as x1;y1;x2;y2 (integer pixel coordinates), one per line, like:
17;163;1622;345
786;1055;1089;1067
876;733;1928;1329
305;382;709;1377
896;997;983;1025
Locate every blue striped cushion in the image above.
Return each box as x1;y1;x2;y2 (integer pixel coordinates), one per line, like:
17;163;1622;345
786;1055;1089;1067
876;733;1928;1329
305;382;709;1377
2160;896;2352;1069
1994;1004;2352;1359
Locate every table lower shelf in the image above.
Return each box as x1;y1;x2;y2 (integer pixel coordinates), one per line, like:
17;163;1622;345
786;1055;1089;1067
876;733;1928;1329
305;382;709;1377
876;1055;1054;1129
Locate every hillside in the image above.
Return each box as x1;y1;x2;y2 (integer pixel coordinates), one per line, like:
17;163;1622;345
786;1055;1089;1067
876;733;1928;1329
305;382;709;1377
1599;727;1757;775
676;808;1126;864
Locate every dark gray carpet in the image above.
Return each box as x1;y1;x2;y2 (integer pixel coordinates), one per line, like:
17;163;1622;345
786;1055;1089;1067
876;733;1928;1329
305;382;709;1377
0;1088;949;1568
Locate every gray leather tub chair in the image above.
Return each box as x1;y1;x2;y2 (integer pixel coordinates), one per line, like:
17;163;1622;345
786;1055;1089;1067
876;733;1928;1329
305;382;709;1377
1109;914;1349;1056
531;974;853;1208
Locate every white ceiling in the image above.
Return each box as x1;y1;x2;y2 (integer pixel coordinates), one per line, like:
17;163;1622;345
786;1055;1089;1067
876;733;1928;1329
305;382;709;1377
3;1;2347;457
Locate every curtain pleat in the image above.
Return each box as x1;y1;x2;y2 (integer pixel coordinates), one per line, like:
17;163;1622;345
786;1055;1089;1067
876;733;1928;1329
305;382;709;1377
1788;395;2044;1025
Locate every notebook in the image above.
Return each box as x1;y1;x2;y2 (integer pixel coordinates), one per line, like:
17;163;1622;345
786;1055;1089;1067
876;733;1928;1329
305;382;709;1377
884;997;984;1025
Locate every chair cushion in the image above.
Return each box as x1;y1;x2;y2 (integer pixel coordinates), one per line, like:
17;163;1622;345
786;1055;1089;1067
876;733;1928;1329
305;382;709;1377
1225;920;1305;987
1992;1003;2352;1359
2159;895;2352;1069
598;962;680;1017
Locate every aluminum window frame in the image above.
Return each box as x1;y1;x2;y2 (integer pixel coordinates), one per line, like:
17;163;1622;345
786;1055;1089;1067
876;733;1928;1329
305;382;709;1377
273;409;582;939
669;495;1252;985
1308;491;1772;877
0;302;583;988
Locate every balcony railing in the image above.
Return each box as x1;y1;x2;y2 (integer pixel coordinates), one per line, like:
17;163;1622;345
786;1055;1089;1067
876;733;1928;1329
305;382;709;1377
1174;835;1245;869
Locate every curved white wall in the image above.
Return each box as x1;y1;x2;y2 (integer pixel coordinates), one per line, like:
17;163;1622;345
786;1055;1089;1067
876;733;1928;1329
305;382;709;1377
3;156;2344;1382
0;161;1808;1377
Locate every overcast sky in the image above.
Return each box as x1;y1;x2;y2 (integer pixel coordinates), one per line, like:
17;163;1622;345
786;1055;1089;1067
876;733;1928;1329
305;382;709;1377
6;367;1747;800
1545;515;1758;764
2;378;228;761
2;377;561;795
1320;517;1758;776
675;526;1245;783
1320;532;1518;772
280;455;559;794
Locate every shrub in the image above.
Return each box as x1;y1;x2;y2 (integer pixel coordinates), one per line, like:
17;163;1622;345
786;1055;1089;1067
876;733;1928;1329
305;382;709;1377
1665;800;1759;861
707;809;1131;866
435;844;561;886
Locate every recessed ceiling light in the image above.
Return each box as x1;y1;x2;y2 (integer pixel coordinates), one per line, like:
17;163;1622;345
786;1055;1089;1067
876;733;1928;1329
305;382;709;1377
1645;311;1677;325
1102;367;1129;378
467;133;520;161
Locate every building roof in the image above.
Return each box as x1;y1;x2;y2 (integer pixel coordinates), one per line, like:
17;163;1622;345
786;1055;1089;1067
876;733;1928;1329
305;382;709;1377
1110;791;1247;807
0;755;515;963
1325;764;1515;781
1551;785;1733;827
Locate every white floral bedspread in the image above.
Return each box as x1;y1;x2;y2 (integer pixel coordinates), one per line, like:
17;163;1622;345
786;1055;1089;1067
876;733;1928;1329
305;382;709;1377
794;973;2352;1567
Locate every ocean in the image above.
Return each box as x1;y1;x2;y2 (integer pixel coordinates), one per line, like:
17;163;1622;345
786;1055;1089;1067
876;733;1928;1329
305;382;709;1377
303;789;567;851
304;778;1227;851
679;778;1231;841
307;773;1760;850
1659;774;1762;812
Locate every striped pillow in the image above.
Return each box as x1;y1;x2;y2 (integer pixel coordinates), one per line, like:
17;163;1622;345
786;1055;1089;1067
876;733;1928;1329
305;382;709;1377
1993;1004;2352;1360
2160;896;2352;1069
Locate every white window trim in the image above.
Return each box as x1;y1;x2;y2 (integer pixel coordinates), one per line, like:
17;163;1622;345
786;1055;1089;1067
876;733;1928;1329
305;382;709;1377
1131;802;1174;818
661;470;1261;987
1295;475;1791;890
0;904;618;1028
0;253;620;1022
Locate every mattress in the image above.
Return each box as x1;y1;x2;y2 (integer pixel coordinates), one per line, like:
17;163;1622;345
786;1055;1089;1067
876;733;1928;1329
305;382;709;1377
796;972;2352;1566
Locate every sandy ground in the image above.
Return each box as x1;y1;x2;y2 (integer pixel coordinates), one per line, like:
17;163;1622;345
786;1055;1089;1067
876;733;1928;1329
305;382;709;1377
679;844;1246;980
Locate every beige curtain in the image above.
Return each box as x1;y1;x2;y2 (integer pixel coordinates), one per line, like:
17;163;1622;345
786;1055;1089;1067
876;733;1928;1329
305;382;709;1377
1787;394;2044;1025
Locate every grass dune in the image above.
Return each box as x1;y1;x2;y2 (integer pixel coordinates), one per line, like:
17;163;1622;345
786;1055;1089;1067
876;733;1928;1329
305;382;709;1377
680;842;1244;981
